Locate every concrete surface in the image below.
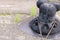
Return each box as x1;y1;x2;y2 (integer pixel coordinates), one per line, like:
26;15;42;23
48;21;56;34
0;14;42;40
0;0;38;14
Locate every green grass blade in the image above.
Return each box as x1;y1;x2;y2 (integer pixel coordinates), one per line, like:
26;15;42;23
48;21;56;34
30;6;36;17
14;14;21;22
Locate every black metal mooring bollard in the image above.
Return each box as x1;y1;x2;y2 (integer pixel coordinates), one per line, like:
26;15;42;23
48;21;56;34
29;0;60;35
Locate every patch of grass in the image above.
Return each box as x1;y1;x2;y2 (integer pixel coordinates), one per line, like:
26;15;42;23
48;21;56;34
0;14;11;16
3;10;7;16
0;14;7;16
9;10;13;15
30;5;36;17
3;13;7;16
14;14;21;23
0;14;2;16
0;10;13;16
48;0;54;2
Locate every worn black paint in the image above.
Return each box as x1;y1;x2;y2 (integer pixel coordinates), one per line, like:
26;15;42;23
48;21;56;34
29;0;60;35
